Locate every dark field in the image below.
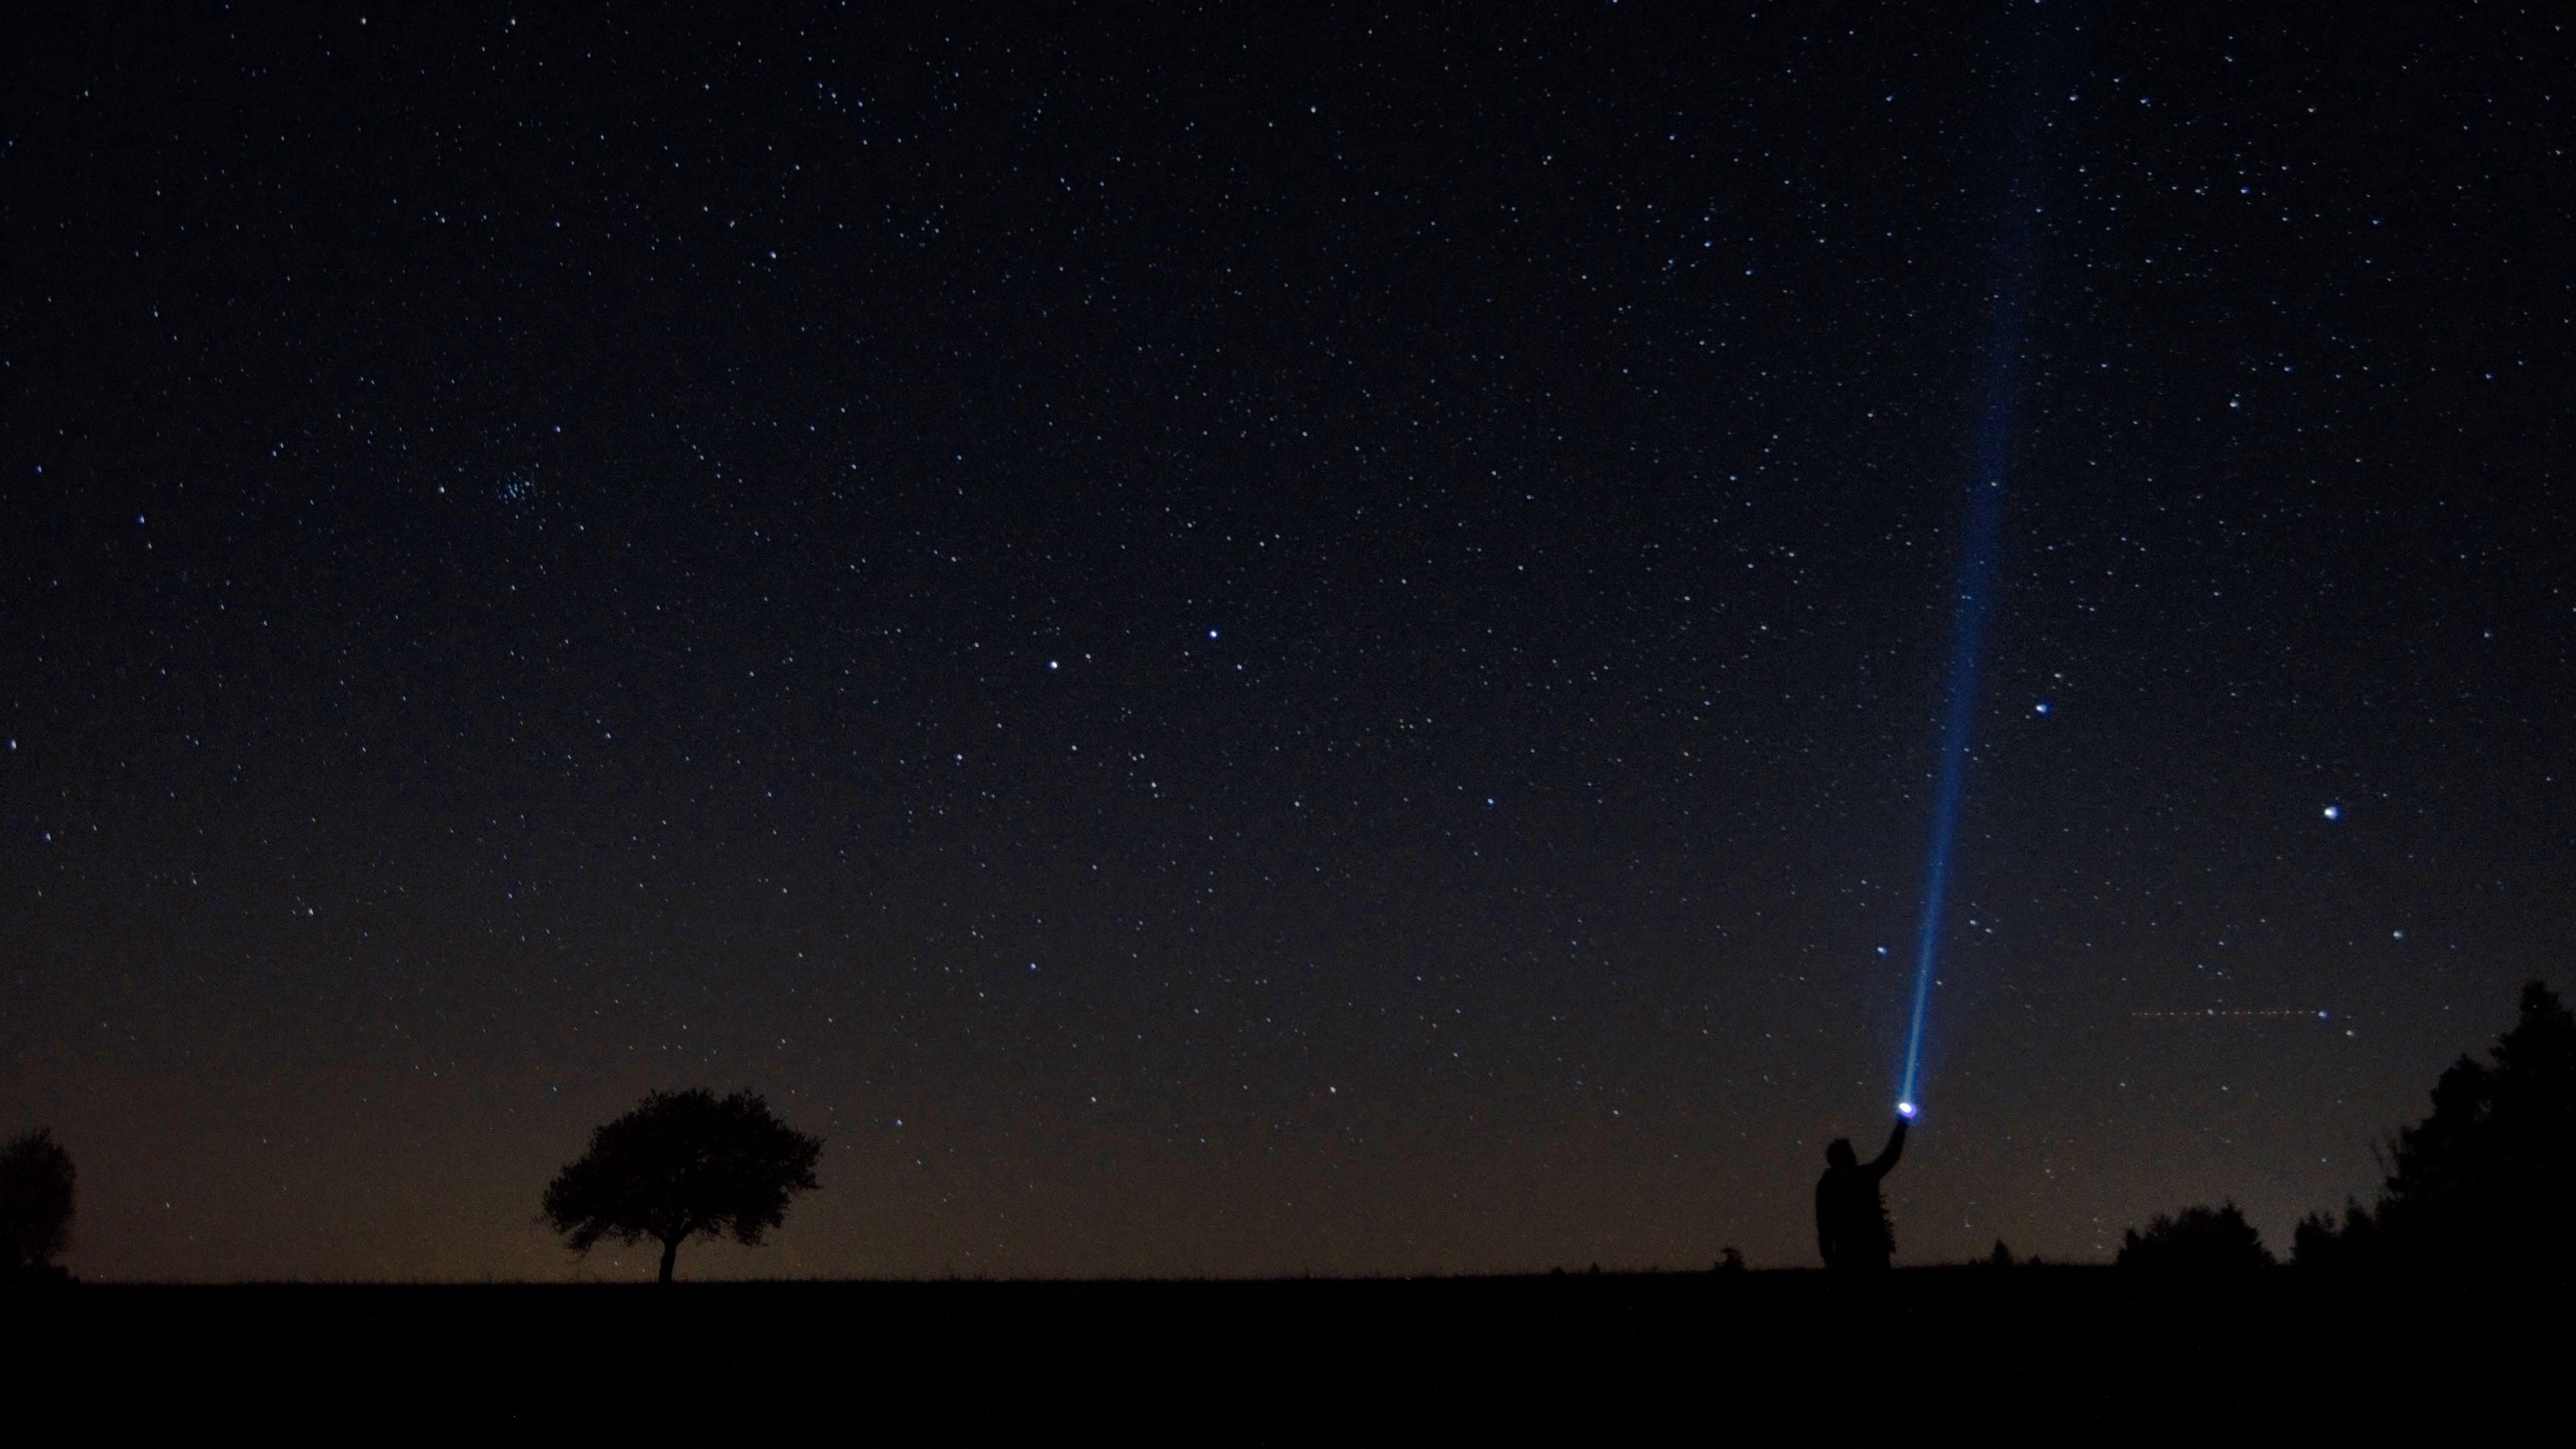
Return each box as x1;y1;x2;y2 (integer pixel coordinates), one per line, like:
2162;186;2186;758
16;1270;2559;1435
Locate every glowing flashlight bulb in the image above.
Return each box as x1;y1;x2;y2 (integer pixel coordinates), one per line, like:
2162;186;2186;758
1897;1102;1917;1119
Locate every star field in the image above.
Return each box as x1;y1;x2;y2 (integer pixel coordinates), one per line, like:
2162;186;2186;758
1;2;2570;1278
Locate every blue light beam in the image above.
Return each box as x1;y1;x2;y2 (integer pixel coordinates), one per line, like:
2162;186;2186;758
1896;402;2008;1115
1896;25;2062;1116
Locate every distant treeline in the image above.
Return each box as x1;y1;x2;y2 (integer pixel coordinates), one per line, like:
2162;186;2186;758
2102;981;2575;1273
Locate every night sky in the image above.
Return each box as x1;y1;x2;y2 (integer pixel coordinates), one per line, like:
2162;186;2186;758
5;3;2570;1281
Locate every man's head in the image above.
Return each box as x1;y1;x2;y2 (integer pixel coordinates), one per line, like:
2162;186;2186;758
1826;1138;1856;1169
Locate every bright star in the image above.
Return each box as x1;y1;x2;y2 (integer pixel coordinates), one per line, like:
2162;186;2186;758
2323;804;2343;820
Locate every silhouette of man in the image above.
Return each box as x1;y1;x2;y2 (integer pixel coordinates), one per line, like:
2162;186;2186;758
1816;1117;1909;1271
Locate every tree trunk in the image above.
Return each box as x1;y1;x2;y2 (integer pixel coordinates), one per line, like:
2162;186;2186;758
658;1237;680;1283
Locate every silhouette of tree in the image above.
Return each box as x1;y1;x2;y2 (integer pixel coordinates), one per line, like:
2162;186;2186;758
2116;1202;2274;1271
543;1089;822;1283
1982;1239;2017;1268
2298;981;2576;1269
0;1128;74;1279
2291;1201;2377;1269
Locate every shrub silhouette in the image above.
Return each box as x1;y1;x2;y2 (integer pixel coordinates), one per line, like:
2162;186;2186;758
0;1128;75;1278
2116;1202;2273;1271
543;1089;822;1283
2296;981;2576;1269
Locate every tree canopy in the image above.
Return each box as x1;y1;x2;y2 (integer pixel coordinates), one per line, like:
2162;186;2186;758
1;1128;75;1278
2297;981;2576;1269
2116;1201;2274;1271
543;1089;823;1283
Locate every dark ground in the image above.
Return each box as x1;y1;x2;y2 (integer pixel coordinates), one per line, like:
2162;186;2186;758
10;1269;2561;1436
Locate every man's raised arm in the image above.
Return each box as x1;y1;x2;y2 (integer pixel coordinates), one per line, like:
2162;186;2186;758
1868;1118;1909;1178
